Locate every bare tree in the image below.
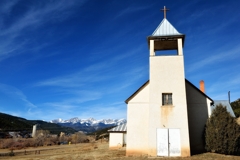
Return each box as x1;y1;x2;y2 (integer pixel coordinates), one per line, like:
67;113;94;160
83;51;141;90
71;132;87;144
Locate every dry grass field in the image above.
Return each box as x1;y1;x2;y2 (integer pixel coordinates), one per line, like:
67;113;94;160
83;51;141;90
1;141;240;160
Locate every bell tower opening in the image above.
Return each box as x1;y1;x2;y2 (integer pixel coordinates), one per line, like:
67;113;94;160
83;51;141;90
155;49;178;56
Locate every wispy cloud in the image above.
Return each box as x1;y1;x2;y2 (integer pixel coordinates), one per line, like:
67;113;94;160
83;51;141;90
34;64;110;88
78;102;126;119
113;4;154;20
0;83;37;112
34;96;127;121
186;45;240;73
42;90;103;109
35;43;146;88
0;0;86;61
30;43;147;120
0;1;82;36
0;0;19;15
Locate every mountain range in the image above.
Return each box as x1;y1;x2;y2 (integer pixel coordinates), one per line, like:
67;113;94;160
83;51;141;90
0;112;76;134
0;112;126;134
50;117;127;133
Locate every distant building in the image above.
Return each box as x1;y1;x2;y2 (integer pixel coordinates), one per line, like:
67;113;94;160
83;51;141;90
108;123;126;149
32;124;37;138
60;132;65;137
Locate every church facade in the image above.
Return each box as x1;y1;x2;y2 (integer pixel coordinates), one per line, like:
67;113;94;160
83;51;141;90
125;10;220;157
108;8;235;157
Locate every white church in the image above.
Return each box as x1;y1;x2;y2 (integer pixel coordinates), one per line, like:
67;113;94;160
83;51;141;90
108;7;235;157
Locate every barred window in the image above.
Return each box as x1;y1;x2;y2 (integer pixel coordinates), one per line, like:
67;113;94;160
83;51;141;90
162;93;172;105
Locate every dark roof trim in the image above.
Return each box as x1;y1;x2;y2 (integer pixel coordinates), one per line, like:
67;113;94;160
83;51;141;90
125;80;149;104
125;79;214;104
147;35;185;40
108;131;127;133
185;79;214;103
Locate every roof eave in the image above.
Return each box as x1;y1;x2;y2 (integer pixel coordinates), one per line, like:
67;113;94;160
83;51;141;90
185;79;214;103
108;131;127;133
125;80;149;104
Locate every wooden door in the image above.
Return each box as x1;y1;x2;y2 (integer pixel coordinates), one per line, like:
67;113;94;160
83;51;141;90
157;128;181;157
169;129;181;156
157;128;168;156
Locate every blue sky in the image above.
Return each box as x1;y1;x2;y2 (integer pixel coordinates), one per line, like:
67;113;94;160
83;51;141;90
0;0;239;121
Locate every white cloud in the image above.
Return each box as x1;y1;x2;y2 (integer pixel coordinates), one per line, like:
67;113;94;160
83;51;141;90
0;0;87;61
0;83;37;112
187;45;240;73
0;0;19;15
34;66;110;88
78;102;126;120
113;4;154;20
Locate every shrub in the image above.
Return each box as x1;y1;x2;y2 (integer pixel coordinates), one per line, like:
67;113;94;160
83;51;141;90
71;132;88;144
0;139;15;149
231;99;240;118
205;104;240;155
22;139;34;147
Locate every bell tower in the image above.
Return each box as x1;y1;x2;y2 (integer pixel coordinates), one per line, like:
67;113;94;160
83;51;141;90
147;6;190;157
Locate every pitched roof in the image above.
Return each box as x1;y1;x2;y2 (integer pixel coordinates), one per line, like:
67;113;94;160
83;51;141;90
211;100;235;117
152;18;182;36
185;79;214;103
125;80;149;104
108;123;127;132
125;79;214;104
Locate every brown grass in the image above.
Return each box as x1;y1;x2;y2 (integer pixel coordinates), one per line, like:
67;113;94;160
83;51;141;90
1;142;240;160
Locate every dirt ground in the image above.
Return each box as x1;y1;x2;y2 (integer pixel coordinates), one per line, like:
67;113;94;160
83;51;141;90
1;142;240;160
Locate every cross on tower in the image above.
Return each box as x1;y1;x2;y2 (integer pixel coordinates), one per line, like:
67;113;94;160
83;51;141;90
161;6;169;19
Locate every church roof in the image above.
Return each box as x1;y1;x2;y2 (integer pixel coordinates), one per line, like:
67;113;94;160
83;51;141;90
211;100;235;117
152;18;182;36
147;18;185;50
185;79;214;103
108;123;127;132
125;79;214;104
125;80;149;104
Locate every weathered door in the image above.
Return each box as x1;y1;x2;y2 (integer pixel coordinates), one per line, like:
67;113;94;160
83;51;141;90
157;128;168;156
157;128;181;157
169;129;181;156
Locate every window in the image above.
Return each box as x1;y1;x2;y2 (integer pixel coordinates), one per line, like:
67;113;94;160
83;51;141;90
162;93;172;105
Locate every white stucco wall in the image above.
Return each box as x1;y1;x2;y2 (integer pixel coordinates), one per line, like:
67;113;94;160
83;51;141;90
129;82;149;103
185;82;212;154
148;53;190;157
126;38;190;157
126;84;149;155
109;133;124;149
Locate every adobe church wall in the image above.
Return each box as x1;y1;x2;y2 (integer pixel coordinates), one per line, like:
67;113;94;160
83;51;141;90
109;133;124;149
126;82;149;156
126;103;149;156
185;82;212;154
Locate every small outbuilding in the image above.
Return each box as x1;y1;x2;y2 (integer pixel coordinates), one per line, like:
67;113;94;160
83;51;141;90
108;123;127;149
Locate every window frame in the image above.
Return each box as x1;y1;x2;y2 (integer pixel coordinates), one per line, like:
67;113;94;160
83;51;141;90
162;93;173;106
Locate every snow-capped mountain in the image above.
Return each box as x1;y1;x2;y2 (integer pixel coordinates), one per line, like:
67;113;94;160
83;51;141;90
50;118;126;133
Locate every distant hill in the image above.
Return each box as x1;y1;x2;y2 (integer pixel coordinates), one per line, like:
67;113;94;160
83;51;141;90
0;112;33;131
0;112;76;134
231;98;240;118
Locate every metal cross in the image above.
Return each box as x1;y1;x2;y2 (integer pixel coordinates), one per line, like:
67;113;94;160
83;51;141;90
161;6;169;19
